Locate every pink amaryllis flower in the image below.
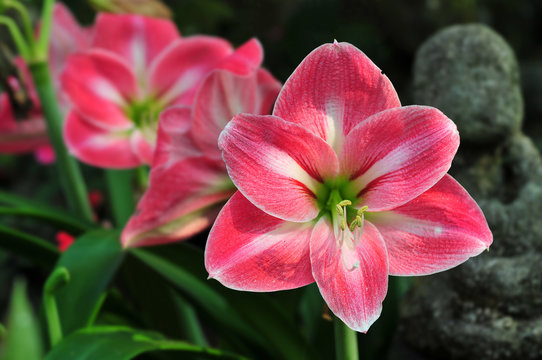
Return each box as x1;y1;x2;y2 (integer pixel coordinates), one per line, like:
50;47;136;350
0;3;91;163
61;13;264;168
121;68;281;247
204;41;492;332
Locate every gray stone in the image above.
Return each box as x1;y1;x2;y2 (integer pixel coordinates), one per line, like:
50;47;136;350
413;24;523;145
392;24;542;360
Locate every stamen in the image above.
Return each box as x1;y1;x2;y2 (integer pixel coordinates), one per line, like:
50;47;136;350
357;206;368;216
349;215;361;231
335;204;344;216
338;200;352;207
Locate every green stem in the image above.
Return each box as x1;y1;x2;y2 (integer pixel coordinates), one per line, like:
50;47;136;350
105;169;135;227
334;317;359;360
5;0;35;53
44;267;70;347
28;61;93;221
43;293;62;347
0;15;30;58
136;165;149;190
36;0;55;60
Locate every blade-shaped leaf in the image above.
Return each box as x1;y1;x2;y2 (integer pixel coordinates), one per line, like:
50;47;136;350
0;190;94;232
53;230;125;335
44;326;247;360
0;225;59;269
0;207;94;234
131;244;316;359
129;248;258;345
1;279;44;360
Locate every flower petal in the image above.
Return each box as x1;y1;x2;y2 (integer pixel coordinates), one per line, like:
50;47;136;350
217;38;263;75
149;36;234;105
191;68;281;160
34;145;55;164
369;174;493;276
92;13;180;80
0;95;49;153
48;3;91;79
219;114;339;222
61;50;137;129
121;156;234;248
64;111;140;168
152;105;200;167
273;41;400;151
343;106;459;211
205;192;314;291
310;217;388;332
130;130;154;165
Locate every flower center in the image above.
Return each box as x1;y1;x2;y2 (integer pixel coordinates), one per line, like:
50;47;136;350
125;98;163;131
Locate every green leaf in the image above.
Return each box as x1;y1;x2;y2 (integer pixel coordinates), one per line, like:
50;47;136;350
131;244;316;359
45;326;247;360
0;207;94;234
53;230;125;335
129;247;264;351
121;255;206;343
0;190;94;233
0;224;59;269
0;278;44;360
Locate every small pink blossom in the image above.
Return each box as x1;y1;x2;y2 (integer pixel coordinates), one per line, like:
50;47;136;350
56;231;75;252
61;13;264;169
204;42;492;332
121;68;281;248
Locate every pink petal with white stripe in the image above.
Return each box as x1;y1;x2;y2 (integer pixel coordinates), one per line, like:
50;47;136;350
274;41;400;151
217;38;263;76
342;106;459;211
61;50;137;129
370;174;493;276
310;217;388;332
122;156;234;248
130;130;154;165
92;13;180;80
64;111;140;168
205;192;314;291
149;36;234;106
191;68;281;160
219;114;339;222
152;106;201;167
48;3;91;80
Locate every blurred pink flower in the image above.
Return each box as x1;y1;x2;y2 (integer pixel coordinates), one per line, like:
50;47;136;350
0;3;91;163
121;68;281;248
56;231;75;252
62;13;264;168
204;41;493;332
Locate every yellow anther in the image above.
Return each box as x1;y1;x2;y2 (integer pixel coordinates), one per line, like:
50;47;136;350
357;206;368;216
349;215;364;231
336;204;344;216
341;217;346;231
338;200;352;207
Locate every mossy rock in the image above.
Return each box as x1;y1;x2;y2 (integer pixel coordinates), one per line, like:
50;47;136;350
414;24;523;145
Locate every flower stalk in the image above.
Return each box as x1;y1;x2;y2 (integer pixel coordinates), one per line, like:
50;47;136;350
334;317;359;360
105;169;135;227
29;61;93;221
1;0;93;220
43;267;70;347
